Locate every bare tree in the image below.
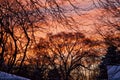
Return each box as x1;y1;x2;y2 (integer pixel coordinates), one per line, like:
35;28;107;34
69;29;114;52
0;0;106;79
33;32;102;80
92;1;120;79
0;0;82;74
93;0;120;44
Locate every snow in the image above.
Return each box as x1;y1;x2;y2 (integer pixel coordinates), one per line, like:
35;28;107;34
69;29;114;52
107;66;120;80
0;71;30;80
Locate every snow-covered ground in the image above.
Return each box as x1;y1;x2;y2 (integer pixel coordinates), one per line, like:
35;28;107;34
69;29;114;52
0;71;30;80
107;66;120;80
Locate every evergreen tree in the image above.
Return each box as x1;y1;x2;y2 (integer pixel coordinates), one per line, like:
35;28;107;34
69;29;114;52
99;45;119;79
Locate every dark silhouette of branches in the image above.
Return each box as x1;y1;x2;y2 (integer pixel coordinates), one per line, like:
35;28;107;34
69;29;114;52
0;0;82;74
92;1;120;79
33;32;101;80
91;1;120;56
0;0;107;80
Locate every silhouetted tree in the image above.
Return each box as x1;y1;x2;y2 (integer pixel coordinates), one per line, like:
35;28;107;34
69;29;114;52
98;45;120;79
34;32;102;80
48;68;60;80
0;0;81;75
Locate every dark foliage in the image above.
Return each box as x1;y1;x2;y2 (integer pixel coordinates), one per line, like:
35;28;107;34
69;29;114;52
98;45;120;79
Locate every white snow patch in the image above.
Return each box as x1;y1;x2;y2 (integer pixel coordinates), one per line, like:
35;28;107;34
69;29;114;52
0;71;30;80
107;66;120;80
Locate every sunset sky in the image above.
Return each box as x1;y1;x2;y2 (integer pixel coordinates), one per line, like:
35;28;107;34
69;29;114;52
33;0;109;39
33;0;100;37
1;1;120;80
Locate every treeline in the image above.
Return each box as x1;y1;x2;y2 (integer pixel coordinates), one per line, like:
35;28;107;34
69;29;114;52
0;0;120;80
0;31;103;80
0;31;120;80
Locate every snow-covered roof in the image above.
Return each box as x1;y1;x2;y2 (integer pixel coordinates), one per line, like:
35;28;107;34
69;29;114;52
107;66;120;80
0;71;30;80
